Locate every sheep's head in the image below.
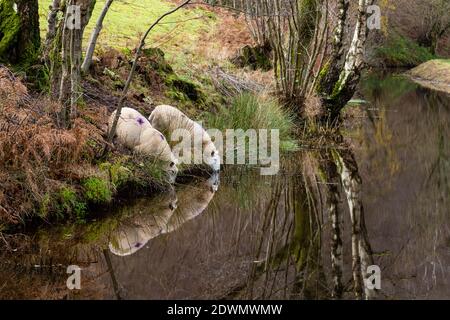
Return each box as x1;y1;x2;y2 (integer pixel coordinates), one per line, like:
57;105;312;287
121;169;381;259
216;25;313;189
203;143;221;172
165;156;179;184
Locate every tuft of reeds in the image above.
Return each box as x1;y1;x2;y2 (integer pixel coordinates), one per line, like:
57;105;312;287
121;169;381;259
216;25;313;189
205;92;297;151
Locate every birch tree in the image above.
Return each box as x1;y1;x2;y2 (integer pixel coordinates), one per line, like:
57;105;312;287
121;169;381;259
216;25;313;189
222;0;375;121
82;0;114;73
332;148;377;300
44;0;61;62
317;0;374;121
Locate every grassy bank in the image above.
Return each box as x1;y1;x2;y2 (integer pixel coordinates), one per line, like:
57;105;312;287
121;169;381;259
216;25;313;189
38;0;216;70
374;34;436;68
0;68;175;229
407;59;450;94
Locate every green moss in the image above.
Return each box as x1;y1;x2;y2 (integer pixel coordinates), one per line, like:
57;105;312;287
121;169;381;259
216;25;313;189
330;76;344;100
0;0;20;61
165;73;203;103
99;160;131;188
315;61;330;94
231;44;272;71
56;187;88;222
82;177;112;204
142;47;174;75
376;34;436;67
0;0;40;66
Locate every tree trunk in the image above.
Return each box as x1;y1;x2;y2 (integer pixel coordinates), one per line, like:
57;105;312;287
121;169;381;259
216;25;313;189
82;0;113;73
317;0;373;121
317;0;349;97
59;2;71;124
43;0;61;62
0;0;40;65
58;0;96;128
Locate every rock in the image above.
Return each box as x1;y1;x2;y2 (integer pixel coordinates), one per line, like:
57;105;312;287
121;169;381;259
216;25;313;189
230;43;273;71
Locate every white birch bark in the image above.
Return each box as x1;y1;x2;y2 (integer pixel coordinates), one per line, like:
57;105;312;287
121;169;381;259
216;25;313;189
333;149;377;300
334;0;370;94
81;0;114;73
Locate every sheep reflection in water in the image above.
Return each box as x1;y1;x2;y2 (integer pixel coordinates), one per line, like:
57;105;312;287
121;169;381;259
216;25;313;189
109;173;219;256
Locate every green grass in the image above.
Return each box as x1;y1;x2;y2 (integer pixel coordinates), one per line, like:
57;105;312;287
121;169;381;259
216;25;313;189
205;93;297;151
82;177;112;204
54;186;88;222
375;34;436;67
437;59;450;65
38;0;216;67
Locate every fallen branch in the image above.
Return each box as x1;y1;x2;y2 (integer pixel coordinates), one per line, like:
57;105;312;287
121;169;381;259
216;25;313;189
208;66;264;97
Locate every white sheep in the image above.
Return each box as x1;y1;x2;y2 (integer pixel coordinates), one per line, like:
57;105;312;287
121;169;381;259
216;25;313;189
149;105;221;171
135;127;179;181
108;107;178;181
108;107;152;149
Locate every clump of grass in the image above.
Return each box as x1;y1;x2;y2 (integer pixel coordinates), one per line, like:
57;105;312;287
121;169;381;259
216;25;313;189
115;155;173;193
205;93;297;151
57;187;88;222
376;34;436;67
82;177;112;204
99;160;131;189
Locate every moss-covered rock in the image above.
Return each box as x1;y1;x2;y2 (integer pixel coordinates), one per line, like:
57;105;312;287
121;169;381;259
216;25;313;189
165;74;202;102
231;43;273;71
142;47;174;75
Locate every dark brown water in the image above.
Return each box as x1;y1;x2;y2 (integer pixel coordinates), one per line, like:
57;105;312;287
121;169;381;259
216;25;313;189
1;72;449;300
